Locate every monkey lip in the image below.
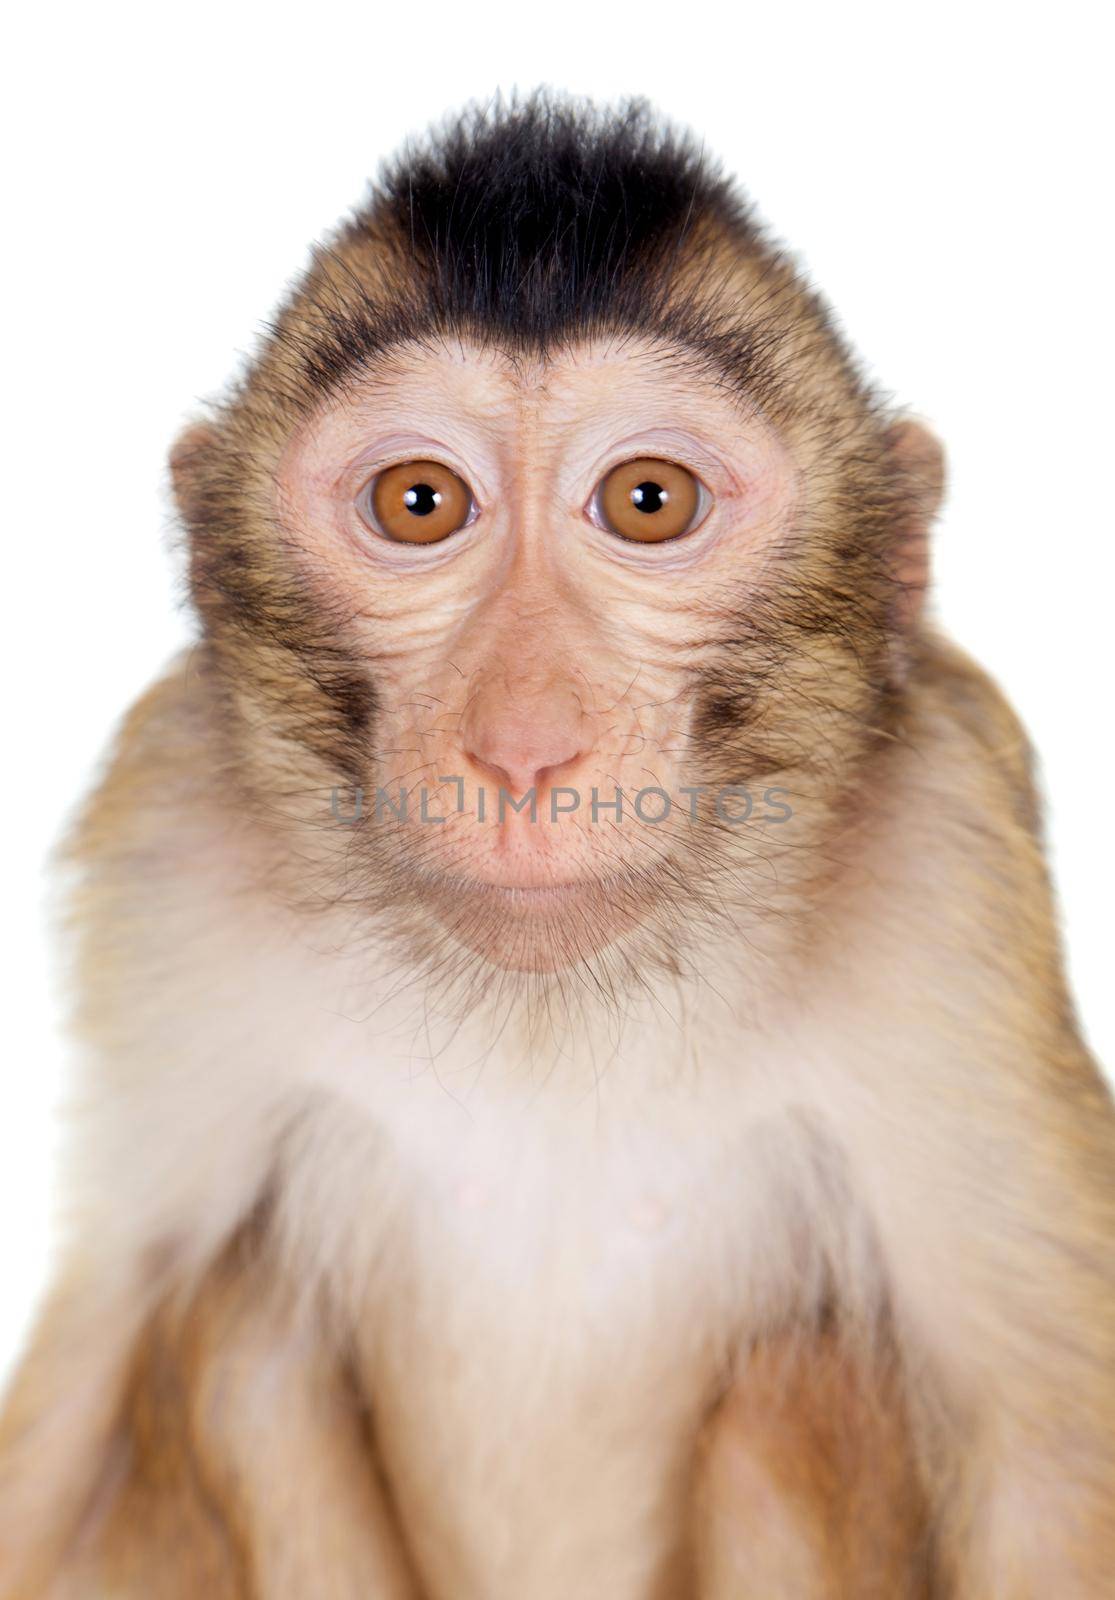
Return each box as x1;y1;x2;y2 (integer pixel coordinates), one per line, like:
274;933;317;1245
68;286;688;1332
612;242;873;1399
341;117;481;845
403;861;658;969
414;865;610;909
467;879;596;909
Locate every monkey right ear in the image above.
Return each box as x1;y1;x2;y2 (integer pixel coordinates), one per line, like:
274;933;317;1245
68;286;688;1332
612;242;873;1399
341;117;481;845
168;421;218;524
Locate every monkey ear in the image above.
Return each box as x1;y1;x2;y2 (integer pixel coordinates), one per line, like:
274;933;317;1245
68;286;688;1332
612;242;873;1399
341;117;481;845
168;420;218;525
885;417;946;634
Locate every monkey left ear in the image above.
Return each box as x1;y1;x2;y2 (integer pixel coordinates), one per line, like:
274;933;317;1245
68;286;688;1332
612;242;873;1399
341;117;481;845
168;420;218;525
885;417;946;635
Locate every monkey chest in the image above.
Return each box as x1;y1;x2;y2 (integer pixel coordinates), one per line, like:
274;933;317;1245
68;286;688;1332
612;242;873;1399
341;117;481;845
340;1094;798;1600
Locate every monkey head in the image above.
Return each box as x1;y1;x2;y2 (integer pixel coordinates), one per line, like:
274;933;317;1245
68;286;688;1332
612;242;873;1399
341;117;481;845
170;98;943;995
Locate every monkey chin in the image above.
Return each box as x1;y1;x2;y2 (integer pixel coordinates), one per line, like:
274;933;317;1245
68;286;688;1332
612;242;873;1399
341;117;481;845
413;869;654;973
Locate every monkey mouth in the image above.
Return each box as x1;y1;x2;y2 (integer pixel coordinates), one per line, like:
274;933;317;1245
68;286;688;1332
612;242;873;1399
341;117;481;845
403;862;659;970
469;880;594;906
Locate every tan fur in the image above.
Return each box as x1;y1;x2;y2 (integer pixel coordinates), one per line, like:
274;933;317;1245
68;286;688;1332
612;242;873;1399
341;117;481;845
4;631;1112;1597
3;105;1114;1596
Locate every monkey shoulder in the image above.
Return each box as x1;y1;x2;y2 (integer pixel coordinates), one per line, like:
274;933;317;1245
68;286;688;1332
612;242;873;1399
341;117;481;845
901;629;1045;843
860;629;1089;1057
56;648;262;1048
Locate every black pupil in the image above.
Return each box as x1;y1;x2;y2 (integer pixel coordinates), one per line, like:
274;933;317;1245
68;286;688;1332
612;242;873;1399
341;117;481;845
404;483;441;516
631;481;667;514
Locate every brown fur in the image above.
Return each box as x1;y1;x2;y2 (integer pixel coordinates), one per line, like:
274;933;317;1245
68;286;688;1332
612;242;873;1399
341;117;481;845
3;99;1113;1598
693;1324;934;1598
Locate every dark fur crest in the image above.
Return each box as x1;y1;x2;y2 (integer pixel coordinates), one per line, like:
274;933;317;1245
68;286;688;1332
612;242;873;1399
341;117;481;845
374;95;747;343
247;92;868;418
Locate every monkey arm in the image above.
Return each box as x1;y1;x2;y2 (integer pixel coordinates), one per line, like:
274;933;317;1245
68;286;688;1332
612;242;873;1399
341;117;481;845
0;664;420;1598
0;1262;151;1598
692;1320;934;1600
826;642;1115;1597
860;1052;1115;1598
0;1235;420;1600
691;643;1115;1599
109;1236;421;1600
867;1049;1115;1597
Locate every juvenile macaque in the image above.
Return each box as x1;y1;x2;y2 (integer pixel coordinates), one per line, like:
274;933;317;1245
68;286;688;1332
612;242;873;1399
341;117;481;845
2;96;1113;1599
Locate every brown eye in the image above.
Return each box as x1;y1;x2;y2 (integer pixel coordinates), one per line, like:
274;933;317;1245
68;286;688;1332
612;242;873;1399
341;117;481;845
595;457;705;543
363;460;474;544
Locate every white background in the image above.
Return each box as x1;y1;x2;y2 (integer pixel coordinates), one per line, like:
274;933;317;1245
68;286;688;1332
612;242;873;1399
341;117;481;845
2;2;1111;1380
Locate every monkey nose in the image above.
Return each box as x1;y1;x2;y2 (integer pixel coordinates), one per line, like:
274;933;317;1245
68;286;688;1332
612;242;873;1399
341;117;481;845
462;725;589;801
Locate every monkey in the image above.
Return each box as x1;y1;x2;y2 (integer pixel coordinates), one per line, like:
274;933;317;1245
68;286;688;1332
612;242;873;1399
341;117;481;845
1;91;1113;1599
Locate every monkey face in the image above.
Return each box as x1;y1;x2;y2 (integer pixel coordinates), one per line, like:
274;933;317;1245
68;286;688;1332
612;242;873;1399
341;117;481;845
176;103;940;993
182;320;924;988
268;332;799;968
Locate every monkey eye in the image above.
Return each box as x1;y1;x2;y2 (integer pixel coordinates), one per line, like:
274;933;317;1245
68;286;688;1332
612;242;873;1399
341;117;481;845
358;460;476;544
590;457;709;543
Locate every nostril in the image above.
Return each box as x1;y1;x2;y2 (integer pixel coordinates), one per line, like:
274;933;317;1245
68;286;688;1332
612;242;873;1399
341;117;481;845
535;750;588;789
466;751;516;792
462;742;588;800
